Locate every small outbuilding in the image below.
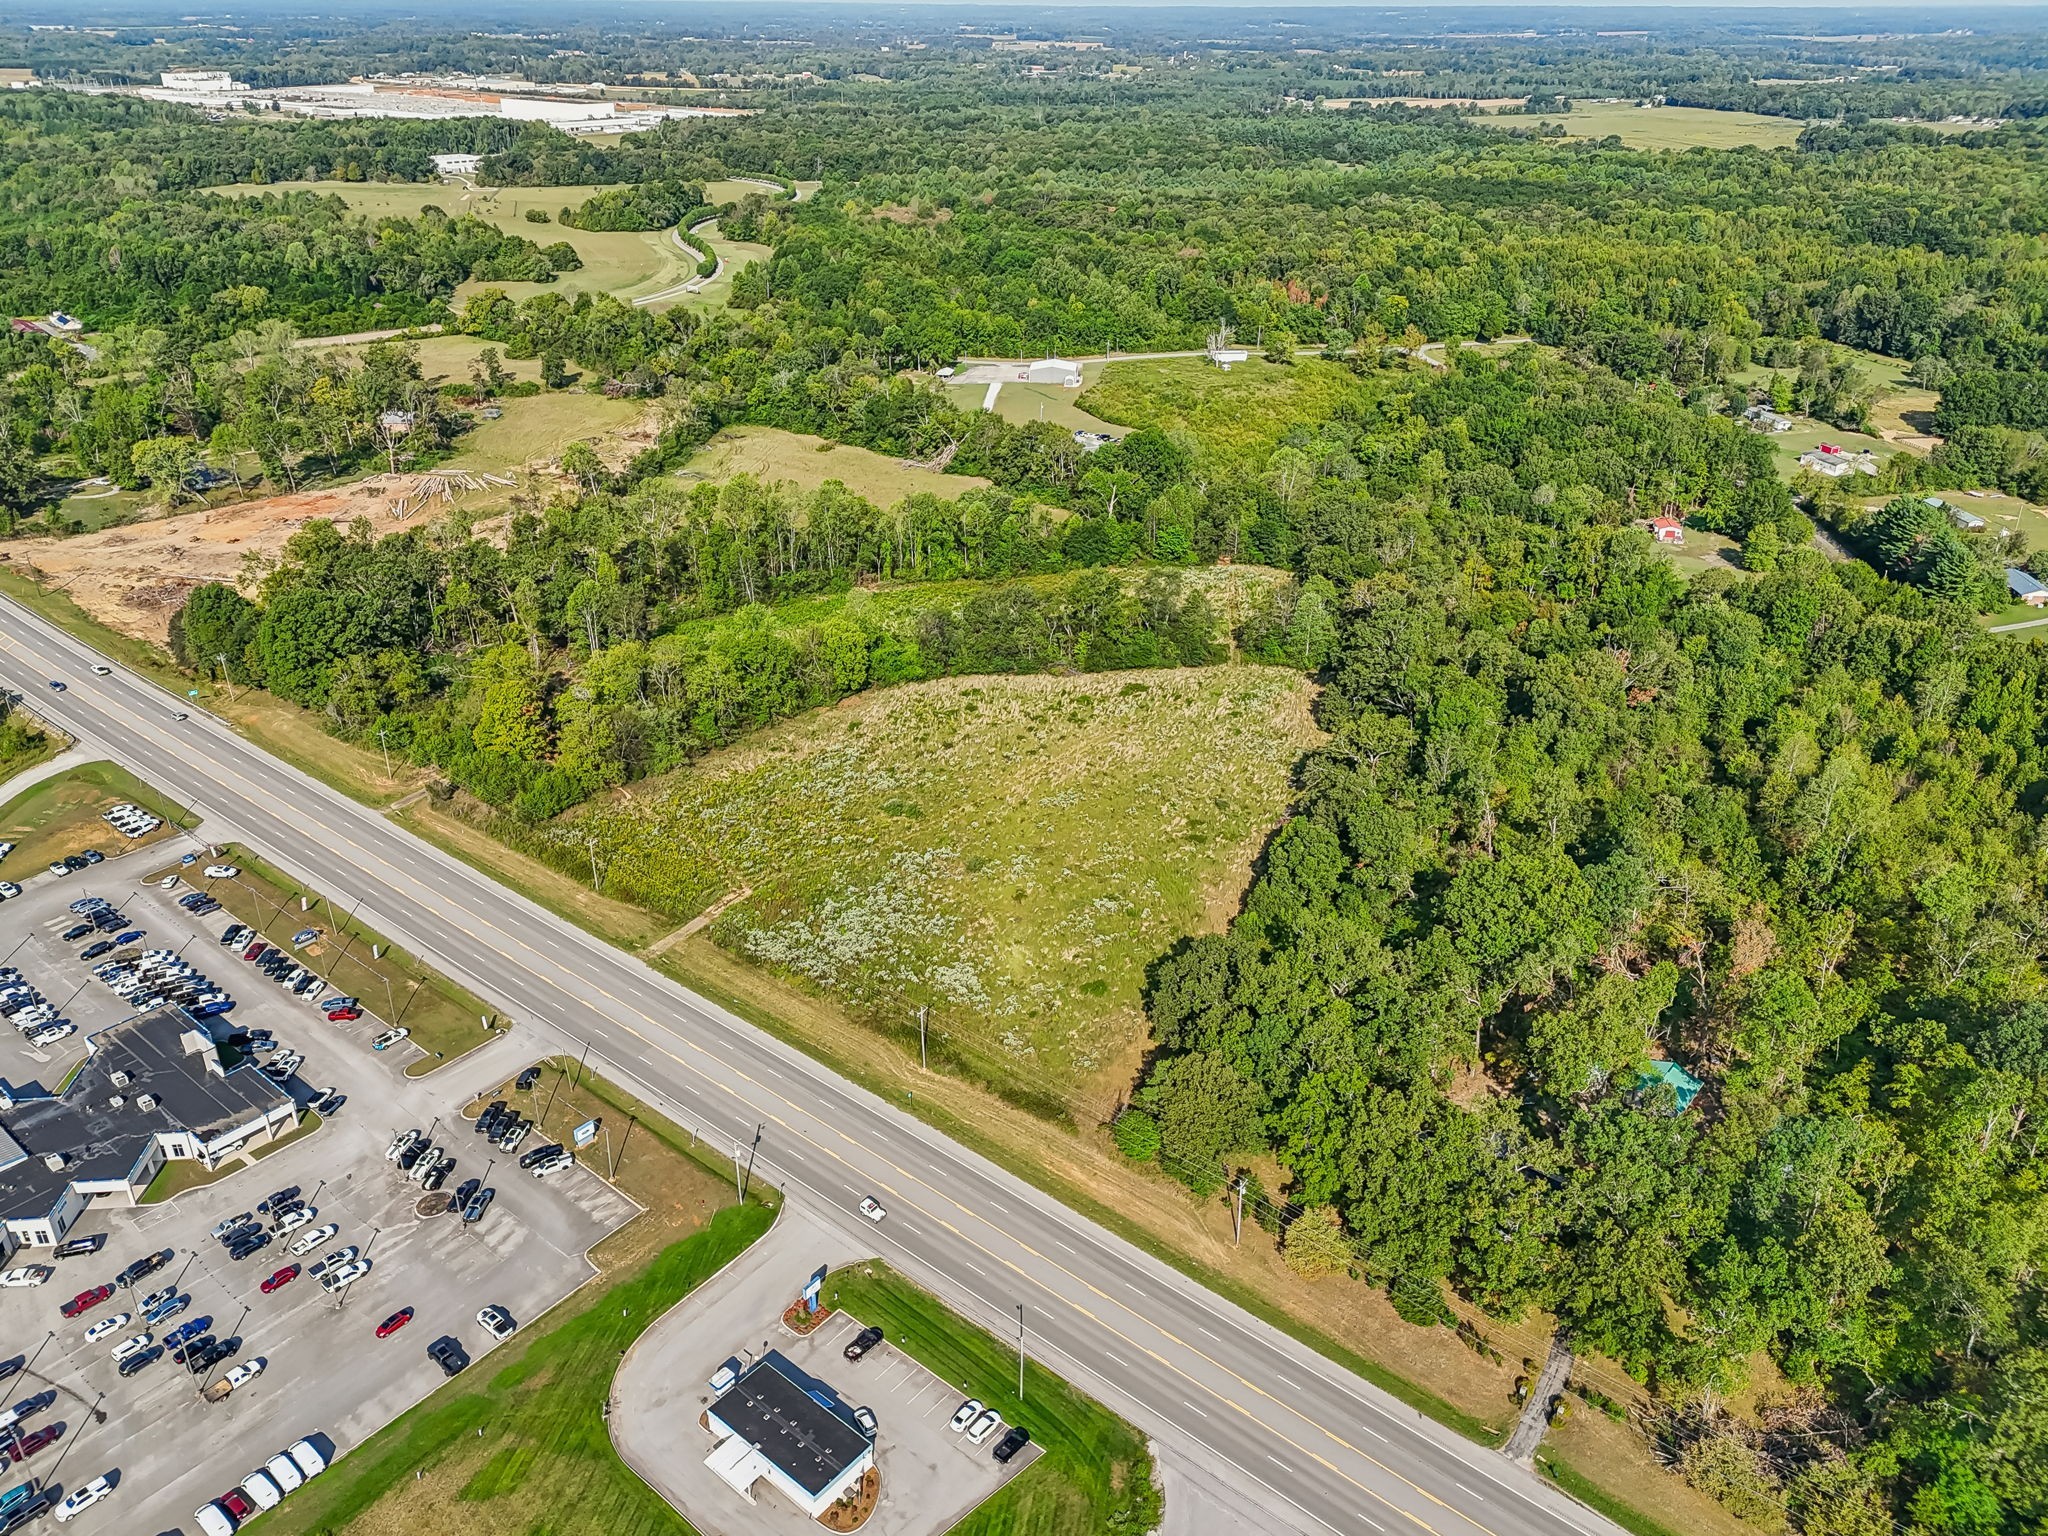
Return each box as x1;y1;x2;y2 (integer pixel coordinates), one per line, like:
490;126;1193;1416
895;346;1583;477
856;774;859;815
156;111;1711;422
2008;568;2048;607
1022;357;1082;388
1649;515;1684;545
1638;1060;1705;1114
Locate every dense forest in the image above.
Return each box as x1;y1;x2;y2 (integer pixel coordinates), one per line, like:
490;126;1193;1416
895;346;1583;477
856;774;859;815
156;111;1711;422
6;13;2048;1534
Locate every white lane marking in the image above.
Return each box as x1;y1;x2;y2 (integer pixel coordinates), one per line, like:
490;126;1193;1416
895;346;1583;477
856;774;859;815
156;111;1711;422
1183;1399;1209;1417
1359;1424;1387;1443
1456;1484;1484;1502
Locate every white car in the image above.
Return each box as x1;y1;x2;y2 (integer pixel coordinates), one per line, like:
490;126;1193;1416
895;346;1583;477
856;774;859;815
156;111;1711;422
966;1407;1003;1445
312;1245;358;1273
320;1259;371;1292
204;865;239;880
84;1312;131;1343
110;1331;153;1361
274;1206;316;1234
224;1358;266;1390
239;1470;282;1512
0;882;18;900
288;1222;339;1256
0;841;13;858
372;1027;410;1050
30;1023;76;1047
90;665;111;676
858;1195;886;1223
0;1264;52;1287
950;1398;983;1433
477;1304;515;1340
52;1475;113;1523
157;874;180;889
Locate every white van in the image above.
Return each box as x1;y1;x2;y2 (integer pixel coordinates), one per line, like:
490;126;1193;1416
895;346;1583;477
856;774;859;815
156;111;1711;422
264;1452;305;1494
240;1470;282;1511
286;1438;328;1478
193;1501;236;1536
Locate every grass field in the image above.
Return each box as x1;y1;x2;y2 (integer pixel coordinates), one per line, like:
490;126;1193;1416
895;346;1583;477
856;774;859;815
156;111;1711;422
553;665;1319;1107
1728;344;1940;450
943;375;1127;438
441;391;650;473
1079;355;1374;468
1528;100;1807;149
0;760;185;878
152;842;499;1071
209;181;694;306
254;1064;771;1536
680;424;992;503
822;1263;1160;1536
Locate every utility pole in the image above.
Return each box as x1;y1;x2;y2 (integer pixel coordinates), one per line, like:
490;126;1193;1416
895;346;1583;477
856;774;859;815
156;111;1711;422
376;727;392;779
611;1114;634;1179
215;654;238;701
1233;1174;1246;1246
917;1005;928;1070
1017;1304;1027;1401
739;1123;763;1203
586;834;600;892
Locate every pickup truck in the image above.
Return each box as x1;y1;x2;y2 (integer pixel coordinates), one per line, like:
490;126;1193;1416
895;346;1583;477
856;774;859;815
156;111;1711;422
202;1377;234;1403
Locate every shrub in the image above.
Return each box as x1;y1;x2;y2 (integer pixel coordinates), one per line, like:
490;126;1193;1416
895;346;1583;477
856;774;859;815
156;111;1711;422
1111;1108;1160;1162
1281;1206;1354;1278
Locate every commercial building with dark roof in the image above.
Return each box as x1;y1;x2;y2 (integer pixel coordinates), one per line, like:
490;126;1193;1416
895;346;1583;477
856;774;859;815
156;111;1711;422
0;1006;297;1257
703;1349;874;1518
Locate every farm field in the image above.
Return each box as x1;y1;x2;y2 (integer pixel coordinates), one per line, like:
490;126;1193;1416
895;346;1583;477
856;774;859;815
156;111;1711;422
208;180;693;304
548;665;1321;1106
441;391;652;473
943;375;1128;437
1079;354;1374;468
680;424;992;502
1525;100;1808;149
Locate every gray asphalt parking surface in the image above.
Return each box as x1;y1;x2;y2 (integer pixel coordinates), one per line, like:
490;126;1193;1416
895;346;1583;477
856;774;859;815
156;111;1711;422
0;843;639;1535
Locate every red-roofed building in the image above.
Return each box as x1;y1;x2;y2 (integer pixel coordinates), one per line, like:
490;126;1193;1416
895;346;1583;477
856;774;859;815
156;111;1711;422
1649;516;1684;545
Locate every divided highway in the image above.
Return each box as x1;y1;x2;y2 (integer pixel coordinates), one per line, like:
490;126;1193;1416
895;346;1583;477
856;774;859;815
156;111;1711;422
0;596;1611;1536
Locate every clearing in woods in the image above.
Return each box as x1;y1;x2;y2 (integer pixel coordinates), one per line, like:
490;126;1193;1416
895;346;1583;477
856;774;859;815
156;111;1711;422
546;666;1321;1107
1525;100;1807;149
208;181;694;304
1079;354;1376;469
679;424;992;503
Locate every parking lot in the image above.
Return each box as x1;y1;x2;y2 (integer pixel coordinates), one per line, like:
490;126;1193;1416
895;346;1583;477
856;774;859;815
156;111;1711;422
0;838;641;1535
611;1208;1032;1536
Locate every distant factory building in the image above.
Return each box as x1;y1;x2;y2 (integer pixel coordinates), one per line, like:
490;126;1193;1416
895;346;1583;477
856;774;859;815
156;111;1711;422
1022;357;1082;387
431;153;482;177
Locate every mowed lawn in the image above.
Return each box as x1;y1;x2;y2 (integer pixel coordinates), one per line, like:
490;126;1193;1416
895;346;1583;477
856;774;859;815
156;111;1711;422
1527;100;1807;149
822;1264;1160;1536
256;1073;770;1536
0;760;184;876
553;666;1320;1101
1079;355;1375;469
680;424;992;503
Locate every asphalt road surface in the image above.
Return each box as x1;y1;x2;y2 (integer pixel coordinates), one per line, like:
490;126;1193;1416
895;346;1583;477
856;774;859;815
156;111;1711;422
0;597;1616;1536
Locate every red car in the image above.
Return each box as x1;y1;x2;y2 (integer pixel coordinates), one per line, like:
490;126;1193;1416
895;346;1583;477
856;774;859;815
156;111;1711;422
375;1306;414;1339
2;1424;63;1461
327;1007;361;1022
259;1264;300;1294
217;1488;257;1522
59;1284;114;1319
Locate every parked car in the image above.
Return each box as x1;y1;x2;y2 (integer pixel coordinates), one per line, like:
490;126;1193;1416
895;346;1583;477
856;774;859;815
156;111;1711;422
461;1187;495;1224
709;1357;742;1395
844;1325;885;1362
518;1143;564;1170
60;1285;114;1319
164;1316;211;1348
223;1358;266;1391
453;1178;481;1209
310;1088;346;1115
137;1286;175;1313
376;1307;414;1339
51;1475;112;1523
308;1246;356;1277
27;1024;74;1048
144;1294;188;1326
50;1235;101;1261
259;1266;299;1295
320;1260;370;1293
272;1206;315;1236
257;1185;300;1213
226;1232;270;1261
853;1405;878;1436
2;1424;62;1463
327;1006;361;1022
114;1248;171;1287
204;865;239;879
0;1268;51;1289
516;1065;543;1091
238;1470;281;1513
966;1408;1003;1445
427;1336;469;1376
109;1331;153;1361
78;940;114;961
477;1305;515;1341
117;1344;161;1378
60;923;92;942
0;884;17;901
82;1313;130;1344
372;1027;410;1051
992;1425;1032;1463
288;1223;338;1257
950;1398;983;1433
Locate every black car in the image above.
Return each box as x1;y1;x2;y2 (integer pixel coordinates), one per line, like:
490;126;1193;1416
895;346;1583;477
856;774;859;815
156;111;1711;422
61;855;88;872
516;1066;542;1091
396;1142;425;1171
427;1336;470;1377
518;1143;564;1170
79;940;116;960
844;1325;885;1362
453;1177;481;1209
992;1425;1031;1463
115;1247;173;1287
226;1232;270;1261
171;1335;214;1367
52;1233;102;1260
462;1187;495;1224
92;911;123;930
117;1344;162;1378
476;1101;506;1135
257;1185;300;1213
0;1357;21;1386
192;1337;239;1373
61;922;93;942
310;1089;345;1116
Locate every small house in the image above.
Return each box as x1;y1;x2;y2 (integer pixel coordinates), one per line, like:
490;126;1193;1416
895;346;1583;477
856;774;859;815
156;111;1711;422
1951;507;1988;532
1637;1060;1704;1114
45;313;82;334
1741;404;1793;433
1022;357;1082;388
1649;515;1684;545
377;410;417;434
2008;568;2048;607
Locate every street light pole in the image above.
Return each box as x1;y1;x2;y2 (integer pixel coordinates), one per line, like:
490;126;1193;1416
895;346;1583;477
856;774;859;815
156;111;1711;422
376;727;392;779
215;654;238;701
1017;1305;1026;1401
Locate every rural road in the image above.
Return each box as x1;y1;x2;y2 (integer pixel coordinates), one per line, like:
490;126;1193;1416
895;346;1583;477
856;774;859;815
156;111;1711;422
0;596;1618;1536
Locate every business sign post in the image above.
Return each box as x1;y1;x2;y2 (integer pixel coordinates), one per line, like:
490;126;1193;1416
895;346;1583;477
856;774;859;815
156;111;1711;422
572;1117;601;1149
800;1264;827;1318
